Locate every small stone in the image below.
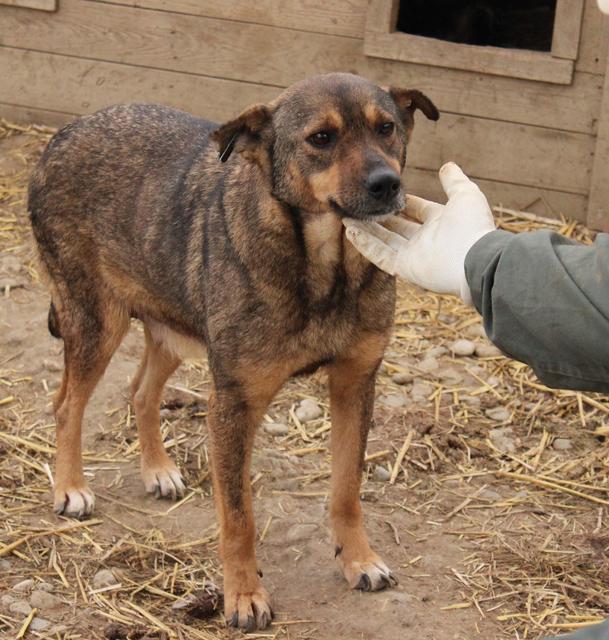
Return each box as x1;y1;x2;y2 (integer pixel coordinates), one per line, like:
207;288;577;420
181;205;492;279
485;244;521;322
9;600;32;616
379;394;407;408
392;371;414;385
0;255;23;274
426;346;448;358
438;368;463;385
30;617;51;632
30;590;62;610
13;579;35;593
490;427;516;453
480;488;502;502
485;407;510;422
36;582;54;593
411;382;432;402
372;465;391;482
0;559;10;571
264;422;289;437
553;438;573;451
42;358;62;372
461;396;481;408
1;594;15;607
475;343;503;358
286;523;317;543
295;399;323;422
451;339;476;357
49;624;68;635
417;357;439;373
93;569;118;590
465;323;487;339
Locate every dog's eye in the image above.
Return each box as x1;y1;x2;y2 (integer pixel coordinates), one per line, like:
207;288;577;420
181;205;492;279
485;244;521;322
308;131;333;148
378;122;395;136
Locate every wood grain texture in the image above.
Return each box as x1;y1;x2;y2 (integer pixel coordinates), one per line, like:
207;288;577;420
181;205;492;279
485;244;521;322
587;49;609;230
408;168;587;222
0;102;74;127
0;48;279;122
89;0;367;38
0;46;594;196
551;0;584;60
576;0;609;74
0;0;56;10
0;0;602;134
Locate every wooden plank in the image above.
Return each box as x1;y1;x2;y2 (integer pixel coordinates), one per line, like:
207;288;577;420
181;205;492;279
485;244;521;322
89;0;367;38
576;0;609;74
551;0;584;60
407;113;593;195
364;30;574;85
0;102;73;127
0;47;279;122
0;47;594;196
0;0;602;134
407;167;588;223
0;0;56;10
587;49;609;230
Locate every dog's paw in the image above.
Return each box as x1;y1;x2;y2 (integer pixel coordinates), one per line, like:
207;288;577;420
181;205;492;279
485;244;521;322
142;461;185;500
225;585;273;633
53;484;95;519
338;551;398;592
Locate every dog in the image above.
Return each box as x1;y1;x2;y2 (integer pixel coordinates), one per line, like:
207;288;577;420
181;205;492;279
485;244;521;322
28;72;438;631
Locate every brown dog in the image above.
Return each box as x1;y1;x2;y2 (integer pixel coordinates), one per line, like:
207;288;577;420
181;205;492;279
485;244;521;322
28;73;438;631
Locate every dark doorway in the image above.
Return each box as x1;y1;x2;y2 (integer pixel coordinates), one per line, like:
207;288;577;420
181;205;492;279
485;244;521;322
396;1;557;52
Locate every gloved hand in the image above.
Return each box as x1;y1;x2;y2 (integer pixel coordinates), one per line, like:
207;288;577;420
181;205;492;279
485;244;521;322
343;162;496;305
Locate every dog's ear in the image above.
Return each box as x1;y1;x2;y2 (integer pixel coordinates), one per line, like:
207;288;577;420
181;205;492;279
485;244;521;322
387;88;440;123
211;104;273;164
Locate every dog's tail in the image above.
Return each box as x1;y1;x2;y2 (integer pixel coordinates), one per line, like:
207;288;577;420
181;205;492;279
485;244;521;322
48;302;62;339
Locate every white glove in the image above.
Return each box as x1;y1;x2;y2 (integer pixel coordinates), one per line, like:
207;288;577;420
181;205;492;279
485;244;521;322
343;162;495;305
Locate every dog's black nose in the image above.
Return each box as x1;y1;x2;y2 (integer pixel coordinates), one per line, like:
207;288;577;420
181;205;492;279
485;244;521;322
365;169;401;202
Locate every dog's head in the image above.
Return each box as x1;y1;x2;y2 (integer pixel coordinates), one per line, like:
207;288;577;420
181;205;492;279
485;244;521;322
212;73;438;220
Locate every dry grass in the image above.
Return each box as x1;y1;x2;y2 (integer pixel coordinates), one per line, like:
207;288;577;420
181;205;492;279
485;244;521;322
1;119;608;639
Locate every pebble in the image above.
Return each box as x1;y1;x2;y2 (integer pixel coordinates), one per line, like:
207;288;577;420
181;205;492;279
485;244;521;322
264;422;289;437
372;465;391;482
379;394;407;408
417;357;439;373
489;427;517;453
0;256;23;277
286;523;317;543
553;438;573;451
475;343;503;358
13;579;35;593
438;368;463;385
480;488;502;502
30;617;51;632
485;407;510;422
93;569;118;590
461;396;481;408
295;399;323;422
0;559;10;571
392;371;414;385
426;346;448;358
30;590;62;610
411;382;432;402
1;595;15;607
451;339;476;357
36;582;54;593
9;600;32;616
465;323;487;339
42;358;62;372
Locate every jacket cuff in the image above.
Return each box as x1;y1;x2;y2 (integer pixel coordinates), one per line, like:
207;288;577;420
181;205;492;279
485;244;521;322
464;230;514;313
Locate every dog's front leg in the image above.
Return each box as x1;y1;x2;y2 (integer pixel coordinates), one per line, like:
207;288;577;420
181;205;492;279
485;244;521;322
207;379;276;632
328;332;398;591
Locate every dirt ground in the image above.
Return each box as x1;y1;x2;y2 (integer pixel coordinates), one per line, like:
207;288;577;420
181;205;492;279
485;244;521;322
1;121;609;640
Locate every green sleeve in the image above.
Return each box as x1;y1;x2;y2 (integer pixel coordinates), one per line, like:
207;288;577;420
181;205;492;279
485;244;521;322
464;229;609;392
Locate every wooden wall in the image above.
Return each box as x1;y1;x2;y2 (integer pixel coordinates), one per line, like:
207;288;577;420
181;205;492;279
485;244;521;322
1;0;608;225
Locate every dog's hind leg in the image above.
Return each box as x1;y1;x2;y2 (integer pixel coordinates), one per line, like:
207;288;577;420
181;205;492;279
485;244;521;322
207;363;287;632
53;298;129;518
131;325;184;500
328;331;398;591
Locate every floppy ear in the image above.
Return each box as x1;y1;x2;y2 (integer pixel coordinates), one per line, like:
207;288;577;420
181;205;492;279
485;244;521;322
387;88;440;123
211;104;273;164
